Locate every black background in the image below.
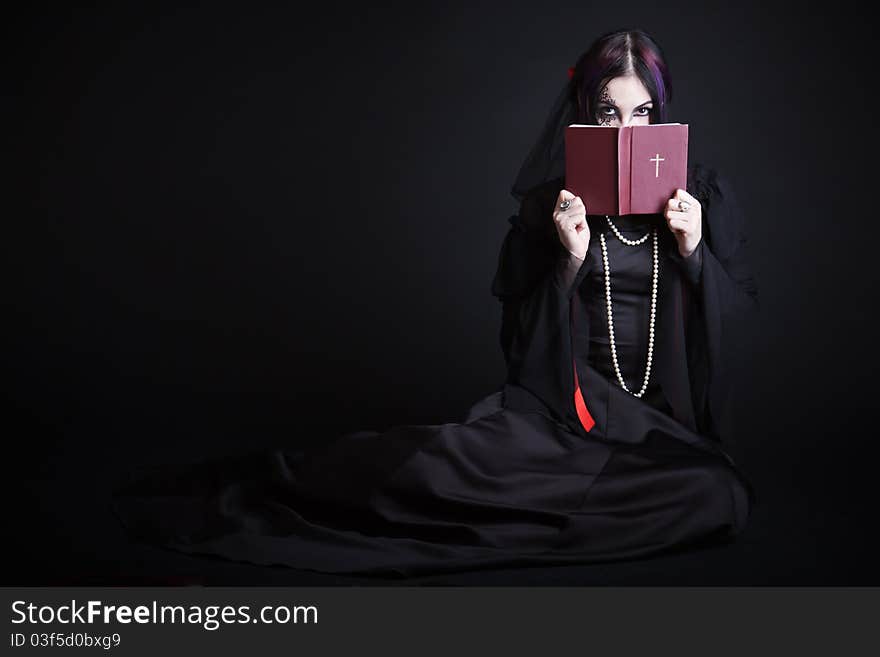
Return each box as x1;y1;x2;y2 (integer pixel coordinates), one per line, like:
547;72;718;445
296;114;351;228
7;1;878;584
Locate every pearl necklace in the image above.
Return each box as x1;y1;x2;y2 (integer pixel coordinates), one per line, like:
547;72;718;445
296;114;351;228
599;215;658;398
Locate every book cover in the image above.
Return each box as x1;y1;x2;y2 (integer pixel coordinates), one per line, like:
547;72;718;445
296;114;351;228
564;123;689;215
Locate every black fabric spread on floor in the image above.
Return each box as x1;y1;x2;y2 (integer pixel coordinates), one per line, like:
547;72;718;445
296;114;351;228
111;382;753;577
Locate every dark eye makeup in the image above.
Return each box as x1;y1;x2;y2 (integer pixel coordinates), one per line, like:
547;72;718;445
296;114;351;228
595;104;653;122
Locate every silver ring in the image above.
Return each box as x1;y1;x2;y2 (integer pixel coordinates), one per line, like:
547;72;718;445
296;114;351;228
678;200;690;212
560;199;572;211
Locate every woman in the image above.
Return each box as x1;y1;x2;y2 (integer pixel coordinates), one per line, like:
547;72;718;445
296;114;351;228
112;28;758;577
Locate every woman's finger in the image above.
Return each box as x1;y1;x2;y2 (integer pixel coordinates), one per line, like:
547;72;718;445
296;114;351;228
562;197;586;213
674;188;698;204
562;217;581;232
667;218;692;232
555;191;578;216
557;189;576;205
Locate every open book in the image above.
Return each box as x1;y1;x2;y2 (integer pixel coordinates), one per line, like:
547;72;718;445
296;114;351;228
564;123;689;215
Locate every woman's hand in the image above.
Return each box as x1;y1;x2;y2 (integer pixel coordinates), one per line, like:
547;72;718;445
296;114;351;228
553;190;590;260
664;188;702;257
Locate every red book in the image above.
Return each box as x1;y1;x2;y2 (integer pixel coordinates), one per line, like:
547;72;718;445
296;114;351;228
564;123;689;215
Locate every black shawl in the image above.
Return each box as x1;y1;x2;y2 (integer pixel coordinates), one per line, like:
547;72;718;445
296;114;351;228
491;163;759;445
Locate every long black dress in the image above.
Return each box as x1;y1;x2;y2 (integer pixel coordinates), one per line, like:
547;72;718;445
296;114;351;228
111;164;758;577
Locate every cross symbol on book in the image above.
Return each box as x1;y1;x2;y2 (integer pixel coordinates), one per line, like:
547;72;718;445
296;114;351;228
650;153;665;178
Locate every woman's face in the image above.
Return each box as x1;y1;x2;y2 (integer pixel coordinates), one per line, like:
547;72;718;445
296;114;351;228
595;74;654;127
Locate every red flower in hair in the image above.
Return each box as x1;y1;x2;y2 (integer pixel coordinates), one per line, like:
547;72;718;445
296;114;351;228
567;66;575;79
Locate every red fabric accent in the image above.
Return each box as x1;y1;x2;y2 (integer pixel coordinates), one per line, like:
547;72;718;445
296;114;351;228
567;66;575;79
573;365;595;432
569;296;595;432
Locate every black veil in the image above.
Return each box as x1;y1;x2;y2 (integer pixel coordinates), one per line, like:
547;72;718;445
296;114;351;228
509;76;577;203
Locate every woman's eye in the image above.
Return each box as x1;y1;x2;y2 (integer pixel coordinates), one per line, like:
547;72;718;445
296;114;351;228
599;106;616;116
635;107;652;116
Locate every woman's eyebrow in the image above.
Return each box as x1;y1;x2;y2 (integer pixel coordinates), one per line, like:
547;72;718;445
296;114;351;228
597;99;653;108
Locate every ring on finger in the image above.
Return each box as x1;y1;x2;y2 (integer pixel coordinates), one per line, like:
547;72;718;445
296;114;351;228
677;200;690;212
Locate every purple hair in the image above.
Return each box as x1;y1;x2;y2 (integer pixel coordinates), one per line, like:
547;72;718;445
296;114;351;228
571;28;673;124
